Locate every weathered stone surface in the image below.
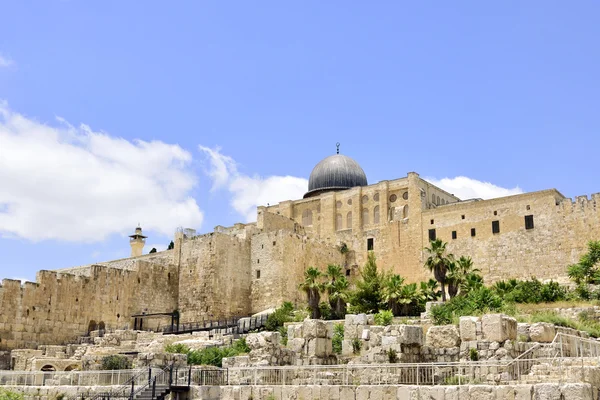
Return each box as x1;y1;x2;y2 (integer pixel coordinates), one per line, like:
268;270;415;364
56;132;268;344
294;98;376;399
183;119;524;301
398;325;424;346
469;385;494;400
533;383;561;400
460;316;479;341
561;383;593;400
518;323;531;342
529;323;556;343
426;325;460;348
482;314;517;343
302;319;328;339
287;338;305;353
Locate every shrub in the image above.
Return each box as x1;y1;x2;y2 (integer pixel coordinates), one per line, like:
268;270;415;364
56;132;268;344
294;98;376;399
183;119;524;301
351;338;362;355
165;343;189;354
349;252;383;314
0;390;24;400
165;339;250;367
387;348;398;363
493;278;568;304
318;302;333;320
265;302;295;331
101;355;131;370
469;348;479;361
374;310;394;326
430;287;505;325
332;323;344;354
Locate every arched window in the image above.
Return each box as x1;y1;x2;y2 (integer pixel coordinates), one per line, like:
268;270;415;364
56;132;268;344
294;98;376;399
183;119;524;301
389;206;395;221
437;196;440;205
302;209;313;226
432;194;436;204
346;212;352;229
336;213;342;231
403;205;409;219
373;206;380;224
362;208;369;226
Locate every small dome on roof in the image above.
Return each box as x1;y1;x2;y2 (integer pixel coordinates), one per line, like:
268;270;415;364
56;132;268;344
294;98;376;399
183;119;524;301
304;154;368;198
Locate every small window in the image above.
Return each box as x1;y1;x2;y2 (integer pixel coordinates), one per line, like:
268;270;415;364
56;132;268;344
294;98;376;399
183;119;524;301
347;199;353;205
367;238;374;251
273;241;276;246
525;215;534;230
452;231;457;240
345;269;351;277
432;194;436;204
362;195;369;203
492;220;500;234
461;215;465;220
430;219;434;225
471;228;476;237
389;194;397;202
257;259;260;264
493;210;498;216
428;229;436;241
526;205;531;211
336;201;342;209
256;270;261;279
373;193;379;202
402;192;408;200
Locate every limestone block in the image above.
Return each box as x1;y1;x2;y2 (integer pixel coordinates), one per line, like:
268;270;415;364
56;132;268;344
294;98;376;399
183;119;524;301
529;323;556;343
561;383;593;400
306;337;332;357
397;386;419;400
495;386;515;400
518;323;531;341
287;338;305;353
533;383;561;400
482;314;517;343
469;385;494;400
426;325;460;348
460;317;479;341
340;386;355;399
346;313;369;326
381;336;398;347
361;329;370;340
397;325;424;346
302;319;328;339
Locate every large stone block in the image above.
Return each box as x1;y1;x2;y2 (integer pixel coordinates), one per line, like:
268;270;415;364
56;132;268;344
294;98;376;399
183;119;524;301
426;325;460;348
398;325;424;346
533;383;561;400
303;319;328;339
287;337;305;353
481;314;517;343
306;337;332;357
561;383;593;400
460;316;479;341
529;323;555;343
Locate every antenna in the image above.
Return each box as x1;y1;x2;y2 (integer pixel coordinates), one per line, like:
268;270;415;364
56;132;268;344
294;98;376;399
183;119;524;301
336;142;340;154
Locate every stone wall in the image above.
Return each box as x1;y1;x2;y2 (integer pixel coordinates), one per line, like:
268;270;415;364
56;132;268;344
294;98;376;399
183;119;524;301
0;261;178;351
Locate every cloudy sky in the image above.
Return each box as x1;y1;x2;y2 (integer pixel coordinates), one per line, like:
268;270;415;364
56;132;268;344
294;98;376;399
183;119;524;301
1;2;599;281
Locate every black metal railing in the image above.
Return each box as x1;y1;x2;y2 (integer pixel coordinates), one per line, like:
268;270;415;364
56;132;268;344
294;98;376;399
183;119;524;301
163;314;270;335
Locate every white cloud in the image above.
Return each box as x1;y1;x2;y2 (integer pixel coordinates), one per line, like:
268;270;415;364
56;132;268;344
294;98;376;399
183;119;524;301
425;176;523;200
199;146;308;222
0;102;203;242
0;55;14;68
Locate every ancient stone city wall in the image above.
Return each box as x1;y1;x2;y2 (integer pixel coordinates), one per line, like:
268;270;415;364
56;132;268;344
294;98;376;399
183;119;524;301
0;261;178;351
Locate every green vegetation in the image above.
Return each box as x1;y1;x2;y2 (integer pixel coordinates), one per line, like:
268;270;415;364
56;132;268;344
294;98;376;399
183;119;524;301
100;355;131;370
387;348;398;363
332;323;344;354
374;310;393;326
469;348;479;361
165;338;250;367
430;287;506;325
424;239;453;302
149;248;157;253
350;252;384;314
492;278;567;304
298;267;323;319
351;338;362;354
0;390;24;400
167;241;175;250
568;241;600;284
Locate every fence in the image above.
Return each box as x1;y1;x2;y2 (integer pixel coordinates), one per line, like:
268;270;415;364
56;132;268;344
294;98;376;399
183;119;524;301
0;369;146;387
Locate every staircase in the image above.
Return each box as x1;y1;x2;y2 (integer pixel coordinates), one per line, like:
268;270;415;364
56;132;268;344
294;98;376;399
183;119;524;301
134;383;170;400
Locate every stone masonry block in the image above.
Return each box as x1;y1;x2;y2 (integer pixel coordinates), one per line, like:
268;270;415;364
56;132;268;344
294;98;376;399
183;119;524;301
460;316;479;341
426;325;460;348
302;319;328;339
482;314;517;343
528;323;555;343
398;325;424;346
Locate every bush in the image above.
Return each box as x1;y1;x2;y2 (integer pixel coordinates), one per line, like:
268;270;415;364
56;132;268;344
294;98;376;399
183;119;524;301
351;338;362;354
430;287;505;325
165;339;250;367
101;355;131;370
318;302;333;320
265;302;295;331
0;390;24;400
469;348;479;361
374;310;394;326
493;278;567;304
387;348;398;363
332;323;344;355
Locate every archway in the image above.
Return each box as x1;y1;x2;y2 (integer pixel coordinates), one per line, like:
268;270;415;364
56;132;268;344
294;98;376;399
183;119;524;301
64;365;79;372
41;365;56;372
87;320;97;334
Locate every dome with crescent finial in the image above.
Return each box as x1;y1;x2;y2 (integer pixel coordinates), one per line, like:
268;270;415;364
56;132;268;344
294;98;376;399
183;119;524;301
304;146;368;198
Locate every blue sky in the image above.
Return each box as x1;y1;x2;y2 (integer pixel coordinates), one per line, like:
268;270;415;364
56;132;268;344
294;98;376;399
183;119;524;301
1;2;599;282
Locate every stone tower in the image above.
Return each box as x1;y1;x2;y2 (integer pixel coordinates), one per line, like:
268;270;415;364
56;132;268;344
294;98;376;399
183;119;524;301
129;226;147;257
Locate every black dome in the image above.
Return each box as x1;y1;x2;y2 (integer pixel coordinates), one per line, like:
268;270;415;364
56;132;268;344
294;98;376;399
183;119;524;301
304;154;368;198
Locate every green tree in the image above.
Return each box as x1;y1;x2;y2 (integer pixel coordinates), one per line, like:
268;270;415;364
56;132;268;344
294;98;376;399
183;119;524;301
167;241;175;250
424;239;454;302
324;264;349;319
397;282;422;316
350;252;383;313
446;256;481;298
382;274;405;316
420;279;441;302
299;267;323;319
568;241;600;284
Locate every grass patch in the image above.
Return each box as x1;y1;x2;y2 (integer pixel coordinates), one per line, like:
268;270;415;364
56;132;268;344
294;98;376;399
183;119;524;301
515;300;600;313
517;310;600;338
165;338;250;367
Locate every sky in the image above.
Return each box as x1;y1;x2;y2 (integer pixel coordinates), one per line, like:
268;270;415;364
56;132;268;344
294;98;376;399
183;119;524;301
1;2;599;282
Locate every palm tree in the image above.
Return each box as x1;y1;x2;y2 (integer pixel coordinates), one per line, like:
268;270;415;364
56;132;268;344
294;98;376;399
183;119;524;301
299;267;323;319
445;261;460;299
382;274;406;316
324;264;348;318
420;279;442;302
397;282;422;316
424;239;453;302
